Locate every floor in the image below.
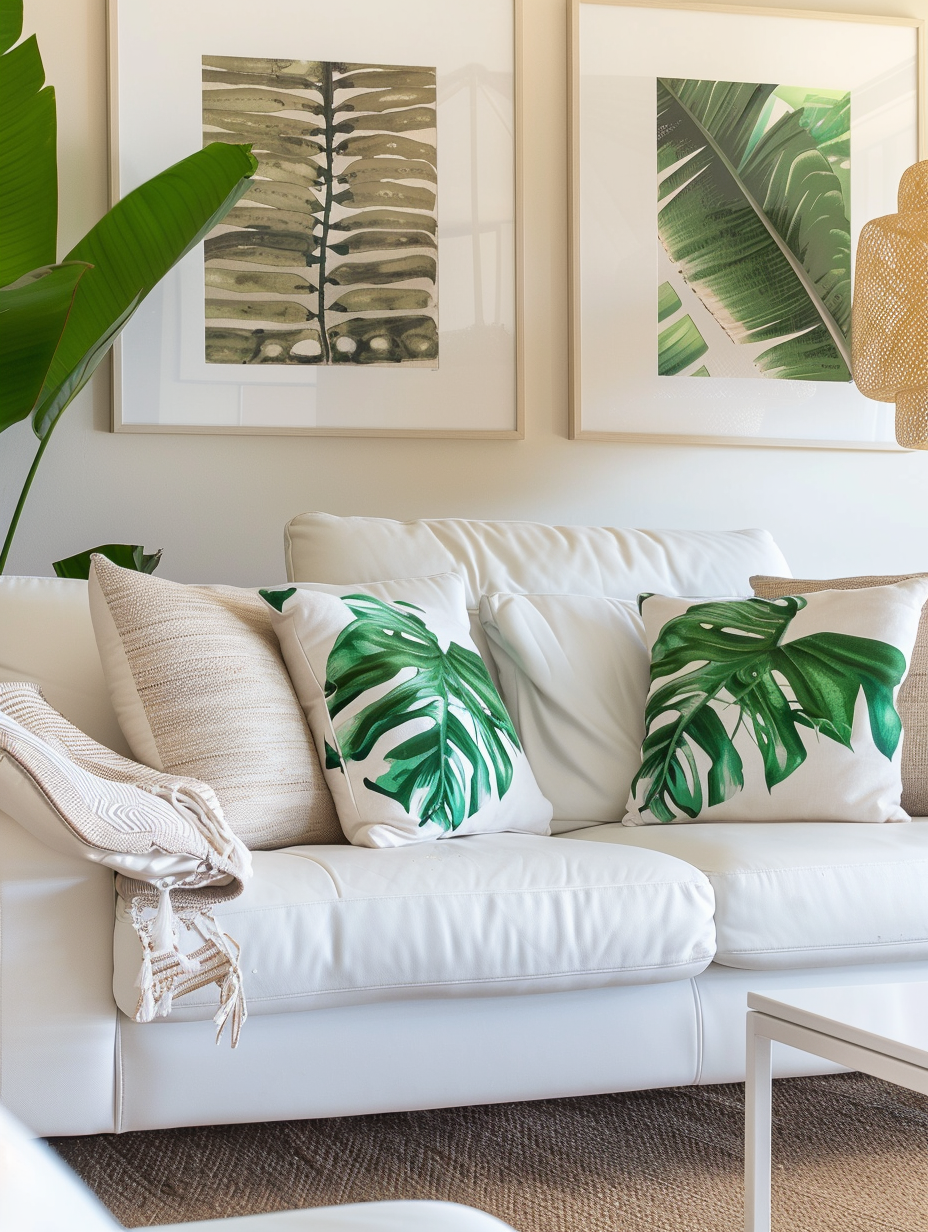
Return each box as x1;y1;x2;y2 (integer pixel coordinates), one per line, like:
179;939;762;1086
51;1073;928;1231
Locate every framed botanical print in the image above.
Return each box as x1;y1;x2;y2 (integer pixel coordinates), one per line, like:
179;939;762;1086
569;0;924;449
109;0;522;436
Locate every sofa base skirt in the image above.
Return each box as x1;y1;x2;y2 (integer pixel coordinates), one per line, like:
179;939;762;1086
106;959;928;1135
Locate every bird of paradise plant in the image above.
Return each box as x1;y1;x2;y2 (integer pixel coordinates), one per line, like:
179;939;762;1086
0;0;257;572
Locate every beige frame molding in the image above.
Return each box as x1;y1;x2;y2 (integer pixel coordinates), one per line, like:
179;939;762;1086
568;0;926;451
108;0;524;439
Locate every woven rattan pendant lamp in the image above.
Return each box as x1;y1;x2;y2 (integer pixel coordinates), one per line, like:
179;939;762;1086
853;161;928;448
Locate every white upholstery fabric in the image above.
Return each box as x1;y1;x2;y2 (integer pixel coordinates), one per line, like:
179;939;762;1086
566;820;928;969
116;981;703;1131
285;515;791;603
112;833;715;1019
166;1204;514;1231
114;959;928;1133
693;960;928;1084
0;812;118;1136
0;577;128;755
479;593;649;830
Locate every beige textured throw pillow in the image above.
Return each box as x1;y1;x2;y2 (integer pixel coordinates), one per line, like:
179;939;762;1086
751;573;928;817
88;555;341;849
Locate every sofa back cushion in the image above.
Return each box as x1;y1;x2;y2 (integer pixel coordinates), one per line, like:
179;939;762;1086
286;515;790;603
286;515;791;669
479;592;650;831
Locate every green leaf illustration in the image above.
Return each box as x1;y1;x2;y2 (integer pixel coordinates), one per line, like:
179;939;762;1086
658;314;708;375
327;315;437;364
325;594;521;831
258;586;296;612
632;596;906;823
658;281;682;323
326;254;436;287
207;328;321;363
202;57;437;366
330;230;436;256
657;78;851;382
324;740;343;771
330;288;432;313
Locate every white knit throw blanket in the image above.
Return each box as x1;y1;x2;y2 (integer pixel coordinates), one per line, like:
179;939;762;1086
0;683;253;1046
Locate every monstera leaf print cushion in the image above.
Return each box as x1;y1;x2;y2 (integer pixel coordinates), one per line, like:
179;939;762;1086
624;578;928;826
260;575;553;847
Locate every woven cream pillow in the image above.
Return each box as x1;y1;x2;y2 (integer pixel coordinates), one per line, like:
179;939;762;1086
88;555;341;849
752;573;928;817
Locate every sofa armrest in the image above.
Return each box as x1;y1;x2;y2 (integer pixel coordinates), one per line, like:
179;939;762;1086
0;810;118;1135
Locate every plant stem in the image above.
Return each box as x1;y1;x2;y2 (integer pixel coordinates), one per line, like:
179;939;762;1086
0;429;53;574
317;61;335;364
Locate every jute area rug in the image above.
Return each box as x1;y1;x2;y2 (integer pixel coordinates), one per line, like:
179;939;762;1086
50;1073;928;1231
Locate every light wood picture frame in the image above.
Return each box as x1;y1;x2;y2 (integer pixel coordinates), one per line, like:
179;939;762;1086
109;0;523;437
569;0;925;450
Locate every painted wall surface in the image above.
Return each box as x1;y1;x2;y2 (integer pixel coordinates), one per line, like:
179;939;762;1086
5;0;928;585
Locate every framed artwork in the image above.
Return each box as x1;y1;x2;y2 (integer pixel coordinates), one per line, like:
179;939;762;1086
108;0;522;436
569;1;925;449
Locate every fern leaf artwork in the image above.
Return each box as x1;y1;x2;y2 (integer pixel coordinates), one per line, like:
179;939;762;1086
202;57;438;366
656;79;851;381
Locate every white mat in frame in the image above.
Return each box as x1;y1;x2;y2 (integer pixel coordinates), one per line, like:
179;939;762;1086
109;0;522;437
568;0;924;450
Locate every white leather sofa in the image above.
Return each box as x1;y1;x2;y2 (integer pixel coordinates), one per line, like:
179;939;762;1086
3;513;928;1138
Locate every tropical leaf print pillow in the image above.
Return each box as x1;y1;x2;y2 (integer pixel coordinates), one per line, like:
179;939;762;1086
260;575;552;847
624;578;928;826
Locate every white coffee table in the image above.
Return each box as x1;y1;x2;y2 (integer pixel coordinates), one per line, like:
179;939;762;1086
744;982;928;1232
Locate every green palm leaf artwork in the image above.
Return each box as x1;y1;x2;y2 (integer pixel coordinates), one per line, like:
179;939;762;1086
632;596;905;823
202;57;437;366
324;595;522;831
656;78;851;381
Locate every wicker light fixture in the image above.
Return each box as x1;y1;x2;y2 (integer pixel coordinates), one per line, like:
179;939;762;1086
852;161;928;448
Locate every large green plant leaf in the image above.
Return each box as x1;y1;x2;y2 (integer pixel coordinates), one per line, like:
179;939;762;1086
0;262;89;430
0;0;22;52
323;594;521;831
53;543;162;579
0;3;57;286
657;78;851;381
632;596;906;823
31;141;258;439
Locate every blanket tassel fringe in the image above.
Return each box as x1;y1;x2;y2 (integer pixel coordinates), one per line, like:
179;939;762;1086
131;887;247;1047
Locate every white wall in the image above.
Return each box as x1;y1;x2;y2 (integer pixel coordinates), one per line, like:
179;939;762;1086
5;0;928;585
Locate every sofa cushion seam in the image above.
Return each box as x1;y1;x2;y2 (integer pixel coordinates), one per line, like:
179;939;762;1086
148;953;717;1008
201;880;715;918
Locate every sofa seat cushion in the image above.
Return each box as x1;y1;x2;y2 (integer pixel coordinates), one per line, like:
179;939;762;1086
565;821;928;970
112;833;716;1020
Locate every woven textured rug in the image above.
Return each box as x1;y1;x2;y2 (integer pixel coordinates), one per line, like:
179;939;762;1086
50;1073;928;1230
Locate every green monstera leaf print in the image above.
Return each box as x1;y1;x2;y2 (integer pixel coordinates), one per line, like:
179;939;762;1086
632;596;906;823
324;594;522;831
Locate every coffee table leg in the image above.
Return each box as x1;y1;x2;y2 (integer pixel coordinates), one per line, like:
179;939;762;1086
745;1012;773;1232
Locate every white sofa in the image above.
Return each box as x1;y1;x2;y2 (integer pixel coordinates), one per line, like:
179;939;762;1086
3;513;928;1138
